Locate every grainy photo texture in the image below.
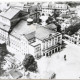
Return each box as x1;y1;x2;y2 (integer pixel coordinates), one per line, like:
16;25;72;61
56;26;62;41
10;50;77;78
0;1;80;79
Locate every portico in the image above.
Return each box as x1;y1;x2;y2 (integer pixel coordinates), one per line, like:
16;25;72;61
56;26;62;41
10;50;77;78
43;45;62;57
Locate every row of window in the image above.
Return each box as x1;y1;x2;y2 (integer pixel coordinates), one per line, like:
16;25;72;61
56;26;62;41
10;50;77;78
43;37;61;49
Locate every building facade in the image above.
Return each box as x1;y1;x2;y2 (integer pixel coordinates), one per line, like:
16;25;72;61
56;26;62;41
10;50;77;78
29;27;62;58
41;2;53;16
0;6;62;59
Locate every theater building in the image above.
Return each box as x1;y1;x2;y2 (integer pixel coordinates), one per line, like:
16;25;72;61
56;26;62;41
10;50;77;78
29;27;62;58
0;7;62;59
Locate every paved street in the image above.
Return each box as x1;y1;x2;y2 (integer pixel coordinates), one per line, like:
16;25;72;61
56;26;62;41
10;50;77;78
36;40;80;79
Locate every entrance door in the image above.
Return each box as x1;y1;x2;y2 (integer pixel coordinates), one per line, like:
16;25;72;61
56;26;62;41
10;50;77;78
43;53;45;56
49;51;51;56
46;53;48;56
55;48;57;52
52;50;54;54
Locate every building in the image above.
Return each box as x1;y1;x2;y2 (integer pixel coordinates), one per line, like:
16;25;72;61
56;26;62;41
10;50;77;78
0;6;62;59
10;2;31;12
0;2;10;12
53;3;69;16
40;15;48;26
64;29;80;45
41;2;53;16
61;21;71;30
0;7;21;44
29;27;62;58
44;23;57;31
69;29;80;45
54;3;69;10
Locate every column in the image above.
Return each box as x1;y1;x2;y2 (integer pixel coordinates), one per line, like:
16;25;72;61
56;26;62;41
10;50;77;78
60;45;61;51
51;50;52;55
57;36;58;43
45;41;47;49
43;42;45;50
51;38;53;46
48;39;51;47
57;47;58;52
54;48;55;53
54;38;55;45
52;38;54;46
46;40;48;49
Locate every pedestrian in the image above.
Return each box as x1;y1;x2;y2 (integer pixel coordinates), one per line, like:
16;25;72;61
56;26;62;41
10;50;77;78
64;55;66;61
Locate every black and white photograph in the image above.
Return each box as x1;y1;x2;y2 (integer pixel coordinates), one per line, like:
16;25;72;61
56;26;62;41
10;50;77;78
0;0;80;79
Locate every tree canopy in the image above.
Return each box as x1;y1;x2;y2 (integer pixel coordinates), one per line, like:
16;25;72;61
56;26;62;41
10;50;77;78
65;23;80;35
23;54;37;72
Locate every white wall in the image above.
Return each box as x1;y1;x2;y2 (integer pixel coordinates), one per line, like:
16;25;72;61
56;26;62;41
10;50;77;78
29;45;35;56
0;16;11;26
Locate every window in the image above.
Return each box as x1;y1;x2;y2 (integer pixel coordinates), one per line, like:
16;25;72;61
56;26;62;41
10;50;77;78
35;44;41;53
52;38;54;46
48;39;51;47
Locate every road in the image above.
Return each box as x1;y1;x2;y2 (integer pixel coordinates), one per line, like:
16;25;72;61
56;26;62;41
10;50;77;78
35;40;80;79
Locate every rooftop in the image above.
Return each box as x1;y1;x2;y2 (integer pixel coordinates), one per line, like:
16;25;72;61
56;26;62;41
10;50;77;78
0;8;20;19
45;23;57;30
0;22;10;32
9;69;23;79
10;20;37;39
35;27;54;41
24;31;35;40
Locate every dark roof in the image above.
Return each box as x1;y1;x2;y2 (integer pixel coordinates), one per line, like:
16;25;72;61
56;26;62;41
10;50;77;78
9;69;23;79
24;31;35;40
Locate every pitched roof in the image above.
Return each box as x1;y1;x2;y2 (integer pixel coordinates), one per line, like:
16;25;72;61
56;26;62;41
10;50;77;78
45;23;57;30
9;69;23;79
35;27;54;41
24;31;35;40
11;20;36;39
0;8;20;19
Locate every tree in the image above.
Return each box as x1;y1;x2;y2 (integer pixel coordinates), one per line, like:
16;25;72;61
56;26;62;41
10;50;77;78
46;15;53;25
54;22;61;32
23;54;38;72
65;22;80;35
37;18;42;24
53;9;60;19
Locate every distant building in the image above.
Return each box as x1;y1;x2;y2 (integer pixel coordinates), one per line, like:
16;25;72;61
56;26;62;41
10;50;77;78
54;3;69;10
69;29;80;45
61;21;71;30
10;3;31;12
53;3;70;16
44;23;57;31
41;2;53;16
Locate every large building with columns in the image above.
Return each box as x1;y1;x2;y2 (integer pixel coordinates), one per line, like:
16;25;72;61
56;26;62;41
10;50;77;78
0;6;62;59
29;27;62;58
